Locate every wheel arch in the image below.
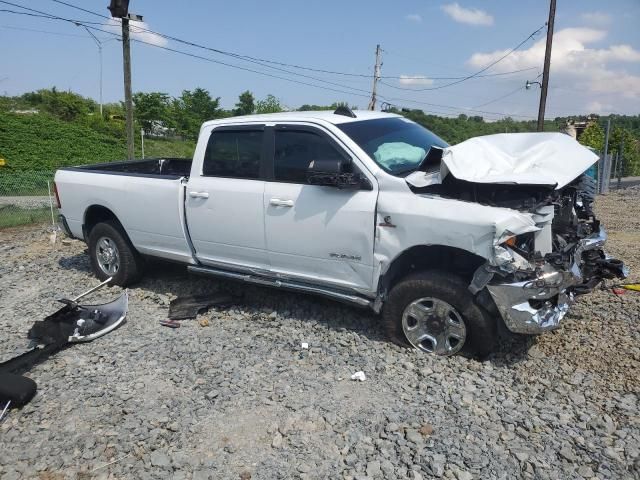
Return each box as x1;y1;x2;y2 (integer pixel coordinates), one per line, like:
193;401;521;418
378;244;486;296
83;205;129;243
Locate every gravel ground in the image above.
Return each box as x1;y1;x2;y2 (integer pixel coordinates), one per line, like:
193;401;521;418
0;189;639;480
0;196;50;208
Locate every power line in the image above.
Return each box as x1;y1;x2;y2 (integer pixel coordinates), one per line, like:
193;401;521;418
91;21;539;119
379;92;540;120
380;67;537;85
83;22;536;119
0;2;103;24
3;2;540;119
380;24;546;92
2;1;374;97
78;22;377;100
471;85;527;109
113;18;541;82
42;0;543;83
0;23;105;38
132;38;379;100
0;7;101;23
0;4;378;100
48;0;110;20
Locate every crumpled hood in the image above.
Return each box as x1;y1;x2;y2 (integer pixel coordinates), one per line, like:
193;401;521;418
406;132;599;190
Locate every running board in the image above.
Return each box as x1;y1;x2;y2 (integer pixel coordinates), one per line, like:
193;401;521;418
188;265;372;308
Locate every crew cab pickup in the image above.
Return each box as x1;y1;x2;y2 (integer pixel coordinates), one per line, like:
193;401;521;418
54;109;627;357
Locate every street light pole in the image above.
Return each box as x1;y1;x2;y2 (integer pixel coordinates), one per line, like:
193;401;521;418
80;25;103;117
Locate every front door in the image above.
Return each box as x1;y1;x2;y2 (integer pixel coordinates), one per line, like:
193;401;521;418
186;125;269;273
264;125;378;291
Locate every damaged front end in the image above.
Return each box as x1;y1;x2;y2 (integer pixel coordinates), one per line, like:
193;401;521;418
402;132;628;335
470;178;628;334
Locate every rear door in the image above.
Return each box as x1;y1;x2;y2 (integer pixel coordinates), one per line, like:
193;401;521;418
186;125;270;272
263;124;378;291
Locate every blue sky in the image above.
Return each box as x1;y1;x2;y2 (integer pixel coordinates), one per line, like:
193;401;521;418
1;0;639;119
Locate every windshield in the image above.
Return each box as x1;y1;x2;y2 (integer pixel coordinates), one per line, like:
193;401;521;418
337;117;448;175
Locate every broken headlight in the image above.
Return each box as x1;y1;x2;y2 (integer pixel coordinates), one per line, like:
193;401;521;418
493;232;536;271
502;232;535;256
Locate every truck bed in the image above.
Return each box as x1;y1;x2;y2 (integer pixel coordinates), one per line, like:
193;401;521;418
61;158;192;178
55;157;195;264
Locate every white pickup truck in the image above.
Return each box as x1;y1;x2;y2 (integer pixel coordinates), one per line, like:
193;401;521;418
54;108;627;357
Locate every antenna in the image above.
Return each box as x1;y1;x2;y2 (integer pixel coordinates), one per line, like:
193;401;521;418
334;105;357;118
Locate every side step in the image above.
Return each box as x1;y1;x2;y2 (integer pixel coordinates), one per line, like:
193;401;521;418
188;265;372;308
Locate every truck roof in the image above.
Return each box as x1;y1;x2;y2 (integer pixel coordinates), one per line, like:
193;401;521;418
202;110;401;128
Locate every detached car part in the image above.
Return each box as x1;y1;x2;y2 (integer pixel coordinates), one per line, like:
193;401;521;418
0;374;37;422
0;278;128;375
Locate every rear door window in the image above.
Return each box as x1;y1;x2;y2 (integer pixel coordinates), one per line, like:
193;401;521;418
203;129;263;179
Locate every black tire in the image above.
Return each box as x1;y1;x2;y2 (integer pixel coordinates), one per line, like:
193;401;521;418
382;270;497;358
88;220;144;286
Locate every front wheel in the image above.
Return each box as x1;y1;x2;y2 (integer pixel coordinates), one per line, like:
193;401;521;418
88;221;143;286
382;270;497;357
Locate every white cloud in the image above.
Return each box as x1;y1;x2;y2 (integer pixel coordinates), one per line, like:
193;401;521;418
586;100;613;114
580;12;612;26
103;19;168;47
399;75;434;86
405;13;423;23
441;3;494;26
466;26;640;113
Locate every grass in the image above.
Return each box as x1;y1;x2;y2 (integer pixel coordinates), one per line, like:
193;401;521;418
0;171;54;196
0;206;52;228
0;111;126;171
138;137;195;158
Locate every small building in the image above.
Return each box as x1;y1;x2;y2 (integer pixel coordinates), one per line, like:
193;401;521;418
563;117;596;141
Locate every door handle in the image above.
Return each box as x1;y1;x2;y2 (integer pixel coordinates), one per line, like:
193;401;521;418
189;191;209;199
269;198;294;207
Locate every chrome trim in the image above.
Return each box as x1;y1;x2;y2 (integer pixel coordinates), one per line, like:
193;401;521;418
487;277;573;334
486;227;625;335
188;265;372;308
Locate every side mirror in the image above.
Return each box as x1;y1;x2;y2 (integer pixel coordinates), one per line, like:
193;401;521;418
307;158;370;189
308;159;346;175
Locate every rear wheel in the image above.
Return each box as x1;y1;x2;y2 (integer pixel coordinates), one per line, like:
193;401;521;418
88;221;143;286
382;270;497;357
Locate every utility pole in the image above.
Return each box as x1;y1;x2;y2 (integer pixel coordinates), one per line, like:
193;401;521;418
108;1;141;160
537;0;556;131
368;44;382;111
122;17;134;160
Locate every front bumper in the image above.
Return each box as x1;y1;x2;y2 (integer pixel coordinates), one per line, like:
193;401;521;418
486;228;627;335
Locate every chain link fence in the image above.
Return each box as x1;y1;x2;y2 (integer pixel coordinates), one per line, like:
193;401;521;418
0;171;56;228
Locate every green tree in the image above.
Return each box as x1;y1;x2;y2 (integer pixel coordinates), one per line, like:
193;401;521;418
255;94;282;114
579;123;604;152
297;101;351;111
133;92;171;133
609;126;640;176
234;90;255;116
172;88;223;139
22;87;96;121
